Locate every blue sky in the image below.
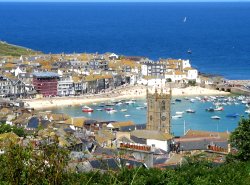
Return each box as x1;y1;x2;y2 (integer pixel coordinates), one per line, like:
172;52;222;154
1;0;250;2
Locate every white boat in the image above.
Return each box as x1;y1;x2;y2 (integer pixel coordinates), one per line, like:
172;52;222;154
96;108;103;111
136;106;145;110
125;114;131;117
172;115;182;119
125;100;135;105
190;99;195;103
82;106;94;113
211;116;221;120
183;17;187;22
245;109;250;114
116;102;123;106
176;111;184;115
186;109;195;113
214;106;224;111
107;109;117;114
120;109;127;112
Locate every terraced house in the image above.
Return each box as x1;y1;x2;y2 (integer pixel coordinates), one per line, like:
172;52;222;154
0;75;26;97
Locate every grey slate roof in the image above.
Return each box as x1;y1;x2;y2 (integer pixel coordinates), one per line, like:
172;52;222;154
179;140;228;151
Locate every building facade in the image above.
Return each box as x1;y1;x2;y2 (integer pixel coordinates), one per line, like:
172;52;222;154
33;72;59;97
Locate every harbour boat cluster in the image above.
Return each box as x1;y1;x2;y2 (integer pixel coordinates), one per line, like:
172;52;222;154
82;99;147;117
80;95;249;125
171;95;250;121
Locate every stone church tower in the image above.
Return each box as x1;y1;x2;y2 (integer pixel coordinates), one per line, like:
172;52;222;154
146;88;172;134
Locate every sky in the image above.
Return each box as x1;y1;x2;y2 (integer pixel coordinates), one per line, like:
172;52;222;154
0;0;250;2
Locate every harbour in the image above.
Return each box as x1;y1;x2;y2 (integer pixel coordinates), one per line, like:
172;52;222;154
51;95;249;136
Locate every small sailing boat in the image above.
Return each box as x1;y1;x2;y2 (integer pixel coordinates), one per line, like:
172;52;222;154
183;17;187;22
187;49;192;54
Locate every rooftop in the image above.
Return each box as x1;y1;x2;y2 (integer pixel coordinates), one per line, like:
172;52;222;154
33;72;59;78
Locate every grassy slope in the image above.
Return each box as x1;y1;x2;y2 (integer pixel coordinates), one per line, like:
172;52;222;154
0;41;42;56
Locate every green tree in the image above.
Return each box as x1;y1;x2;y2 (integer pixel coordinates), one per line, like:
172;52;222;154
0;123;26;137
0;143;69;185
229;116;250;161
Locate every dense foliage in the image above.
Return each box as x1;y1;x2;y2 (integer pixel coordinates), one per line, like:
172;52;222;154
0;144;250;185
0;123;26;137
229;116;250;161
0;143;69;185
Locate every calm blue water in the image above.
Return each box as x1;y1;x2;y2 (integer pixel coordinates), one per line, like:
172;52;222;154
0;2;250;79
51;97;248;136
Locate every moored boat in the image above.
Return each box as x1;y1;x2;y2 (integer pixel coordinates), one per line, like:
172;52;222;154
105;107;114;111
125;100;135;105
215;106;224;111
136;106;145;110
82;106;94;113
120;109;127;112
205;107;215;112
245;109;250;114
107;109;117;114
226;114;238;118
172;115;182;119
176;111;184;115
186;109;195;113
211;116;221;120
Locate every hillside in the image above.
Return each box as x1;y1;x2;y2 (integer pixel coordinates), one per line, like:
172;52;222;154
0;41;42;56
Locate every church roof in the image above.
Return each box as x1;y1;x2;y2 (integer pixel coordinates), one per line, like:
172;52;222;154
131;130;173;141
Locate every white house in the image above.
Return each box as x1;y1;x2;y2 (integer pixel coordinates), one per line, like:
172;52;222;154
58;76;75;96
141;64;148;76
165;71;187;83
109;53;119;60
15;66;26;77
181;59;191;70
131;130;173;152
184;67;198;81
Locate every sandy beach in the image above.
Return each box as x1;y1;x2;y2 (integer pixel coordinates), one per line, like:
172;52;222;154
23;85;230;110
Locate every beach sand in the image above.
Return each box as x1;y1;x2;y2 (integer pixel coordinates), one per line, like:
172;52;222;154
23;85;230;110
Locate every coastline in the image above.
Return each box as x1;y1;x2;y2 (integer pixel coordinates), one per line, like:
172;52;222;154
23;85;230;110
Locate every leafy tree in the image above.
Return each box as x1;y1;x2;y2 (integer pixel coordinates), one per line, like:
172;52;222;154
0;123;26;137
229;116;250;161
0;143;69;185
188;80;196;86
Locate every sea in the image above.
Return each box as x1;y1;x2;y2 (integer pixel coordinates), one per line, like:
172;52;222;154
0;2;250;79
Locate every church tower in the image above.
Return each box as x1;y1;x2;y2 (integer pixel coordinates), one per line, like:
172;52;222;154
146;88;172;134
